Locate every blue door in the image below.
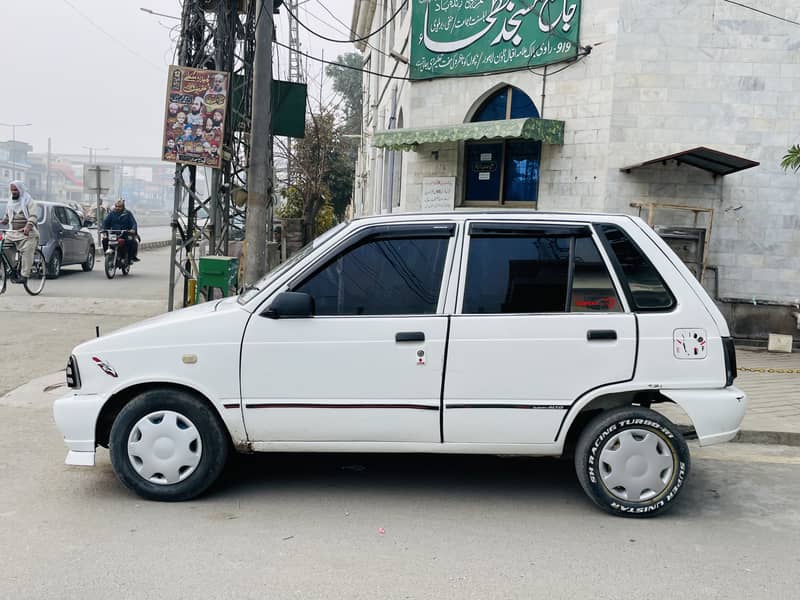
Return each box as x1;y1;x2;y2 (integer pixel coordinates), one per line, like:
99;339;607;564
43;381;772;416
465;143;503;202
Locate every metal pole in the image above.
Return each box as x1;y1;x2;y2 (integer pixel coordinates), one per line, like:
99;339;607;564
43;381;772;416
11;125;16;180
244;0;273;286
46;138;52;201
95;166;103;248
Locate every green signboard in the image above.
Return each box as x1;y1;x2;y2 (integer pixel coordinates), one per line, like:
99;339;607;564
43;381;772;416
410;0;581;80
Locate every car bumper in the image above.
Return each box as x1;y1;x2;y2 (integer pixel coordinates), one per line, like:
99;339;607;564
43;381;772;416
662;386;748;446
53;392;106;466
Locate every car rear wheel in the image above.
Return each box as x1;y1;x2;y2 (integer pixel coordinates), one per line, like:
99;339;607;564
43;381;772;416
82;246;95;271
109;388;229;501
575;406;690;517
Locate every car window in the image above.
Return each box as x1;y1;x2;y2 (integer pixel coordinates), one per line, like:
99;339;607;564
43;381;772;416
294;234;450;316
598;224;676;312
66;208;83;229
571;236;623;313
462;224;622;314
54;206;70;226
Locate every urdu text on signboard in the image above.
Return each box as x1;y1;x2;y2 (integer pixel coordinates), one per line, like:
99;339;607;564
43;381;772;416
411;0;581;80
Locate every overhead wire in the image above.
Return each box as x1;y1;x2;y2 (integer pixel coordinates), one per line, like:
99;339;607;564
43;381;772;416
721;0;800;27
285;0;408;44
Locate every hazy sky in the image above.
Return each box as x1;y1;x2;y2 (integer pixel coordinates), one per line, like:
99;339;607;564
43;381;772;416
2;0;358;159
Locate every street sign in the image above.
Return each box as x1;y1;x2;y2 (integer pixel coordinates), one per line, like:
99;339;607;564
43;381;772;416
83;164;113;193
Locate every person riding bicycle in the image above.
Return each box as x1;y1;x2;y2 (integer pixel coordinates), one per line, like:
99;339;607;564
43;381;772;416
101;199;140;262
1;180;40;284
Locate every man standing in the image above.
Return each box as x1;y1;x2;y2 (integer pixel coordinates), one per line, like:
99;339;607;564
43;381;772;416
102;199;140;262
1;181;40;283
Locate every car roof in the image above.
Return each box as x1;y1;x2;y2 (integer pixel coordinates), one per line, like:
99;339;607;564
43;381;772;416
350;210;638;225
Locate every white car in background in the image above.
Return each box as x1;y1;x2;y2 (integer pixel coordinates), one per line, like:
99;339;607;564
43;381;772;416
54;212;746;516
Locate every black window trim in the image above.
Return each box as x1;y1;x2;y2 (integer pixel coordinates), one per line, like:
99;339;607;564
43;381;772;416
284;222;457;317
595;222;677;313
460;222;624;316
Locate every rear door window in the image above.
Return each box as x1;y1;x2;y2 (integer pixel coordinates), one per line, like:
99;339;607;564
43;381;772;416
462;223;622;314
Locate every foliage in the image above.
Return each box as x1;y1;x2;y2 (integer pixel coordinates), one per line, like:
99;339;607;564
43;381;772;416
325;53;363;135
781;145;800;172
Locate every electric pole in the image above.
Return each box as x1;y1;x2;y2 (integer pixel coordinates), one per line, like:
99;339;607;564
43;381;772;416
244;0;274;286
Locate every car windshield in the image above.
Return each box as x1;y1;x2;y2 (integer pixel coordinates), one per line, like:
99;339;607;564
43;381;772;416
0;200;46;228
238;221;348;305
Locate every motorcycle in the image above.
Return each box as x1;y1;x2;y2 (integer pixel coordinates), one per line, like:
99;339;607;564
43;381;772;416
103;229;135;279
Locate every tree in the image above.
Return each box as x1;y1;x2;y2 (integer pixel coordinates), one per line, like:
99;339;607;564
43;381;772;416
782;145;800;172
325;53;363;135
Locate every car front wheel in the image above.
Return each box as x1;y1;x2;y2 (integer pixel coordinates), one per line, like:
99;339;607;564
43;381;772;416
575;406;690;517
109;389;229;501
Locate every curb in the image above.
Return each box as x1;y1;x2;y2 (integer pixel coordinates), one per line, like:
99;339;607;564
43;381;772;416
734;430;800;447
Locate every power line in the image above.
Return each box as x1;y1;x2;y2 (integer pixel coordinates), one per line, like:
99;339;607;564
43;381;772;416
61;0;163;71
303;1;392;60
285;0;408;44
274;40;413;80
722;0;800;27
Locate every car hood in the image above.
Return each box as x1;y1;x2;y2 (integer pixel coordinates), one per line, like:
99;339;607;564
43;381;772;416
73;296;246;355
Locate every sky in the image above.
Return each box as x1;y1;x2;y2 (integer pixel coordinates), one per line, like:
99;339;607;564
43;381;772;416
2;0;358;159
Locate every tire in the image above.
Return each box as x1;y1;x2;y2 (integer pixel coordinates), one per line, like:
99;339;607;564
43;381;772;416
122;260;130;276
109;389;229;501
104;250;117;279
575;406;690;518
47;249;62;279
23;249;47;296
82;246;95;271
0;262;6;295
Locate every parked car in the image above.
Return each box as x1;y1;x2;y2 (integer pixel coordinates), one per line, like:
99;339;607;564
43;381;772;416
0;200;95;278
53;212;746;516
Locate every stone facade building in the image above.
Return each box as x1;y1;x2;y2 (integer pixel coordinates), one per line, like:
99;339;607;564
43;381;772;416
350;0;800;342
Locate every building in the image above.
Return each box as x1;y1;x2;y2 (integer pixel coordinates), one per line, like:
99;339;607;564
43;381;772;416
0;140;32;183
350;0;800;342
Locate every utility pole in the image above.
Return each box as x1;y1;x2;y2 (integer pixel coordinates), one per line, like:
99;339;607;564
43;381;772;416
244;0;274;286
46;137;52;201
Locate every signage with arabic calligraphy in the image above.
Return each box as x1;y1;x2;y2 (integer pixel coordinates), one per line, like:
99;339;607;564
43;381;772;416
411;0;581;80
162;65;230;169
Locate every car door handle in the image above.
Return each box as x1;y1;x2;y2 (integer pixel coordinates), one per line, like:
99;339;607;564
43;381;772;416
396;331;425;343
587;330;617;341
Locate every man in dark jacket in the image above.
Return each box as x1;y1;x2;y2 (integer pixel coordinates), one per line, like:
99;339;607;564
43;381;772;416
101;199;139;262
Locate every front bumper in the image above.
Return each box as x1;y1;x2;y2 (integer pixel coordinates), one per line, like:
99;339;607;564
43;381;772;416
662;386;748;446
53;392;106;466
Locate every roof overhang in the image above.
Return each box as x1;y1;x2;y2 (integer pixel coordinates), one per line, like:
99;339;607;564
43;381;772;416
372;118;565;151
620;147;760;177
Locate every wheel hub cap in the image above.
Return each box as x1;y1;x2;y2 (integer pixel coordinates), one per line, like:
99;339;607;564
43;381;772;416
598;428;675;502
127;410;202;485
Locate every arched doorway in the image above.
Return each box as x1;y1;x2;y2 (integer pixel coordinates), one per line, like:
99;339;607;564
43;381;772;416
464;86;542;205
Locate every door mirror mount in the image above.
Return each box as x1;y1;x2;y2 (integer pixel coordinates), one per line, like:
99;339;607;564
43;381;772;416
263;291;315;319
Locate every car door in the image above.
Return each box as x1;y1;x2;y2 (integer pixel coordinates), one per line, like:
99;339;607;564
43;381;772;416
65;207;91;264
443;221;637;444
240;222;457;442
53;206;79;263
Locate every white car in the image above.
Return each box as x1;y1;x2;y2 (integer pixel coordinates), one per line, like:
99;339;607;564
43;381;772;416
54;212;746;516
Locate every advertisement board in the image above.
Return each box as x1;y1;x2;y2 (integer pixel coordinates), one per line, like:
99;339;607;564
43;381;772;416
410;0;581;80
162;65;229;168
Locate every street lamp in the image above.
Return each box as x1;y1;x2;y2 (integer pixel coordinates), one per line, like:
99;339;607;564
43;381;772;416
0;122;33;181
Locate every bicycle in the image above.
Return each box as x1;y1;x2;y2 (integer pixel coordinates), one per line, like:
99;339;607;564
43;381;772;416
103;229;135;279
0;230;47;295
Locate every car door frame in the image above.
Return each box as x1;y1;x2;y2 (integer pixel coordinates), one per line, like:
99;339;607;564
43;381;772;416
65;206;90;264
52;205;78;263
239;220;461;445
440;218;638;445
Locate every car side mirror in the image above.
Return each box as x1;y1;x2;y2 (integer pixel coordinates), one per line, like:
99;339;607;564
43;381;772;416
263;291;315;319
83;219;94;228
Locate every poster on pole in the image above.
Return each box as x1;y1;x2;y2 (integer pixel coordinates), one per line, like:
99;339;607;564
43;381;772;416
162;65;229;168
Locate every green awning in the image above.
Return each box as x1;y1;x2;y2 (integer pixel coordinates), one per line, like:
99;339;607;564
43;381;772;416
372;118;564;151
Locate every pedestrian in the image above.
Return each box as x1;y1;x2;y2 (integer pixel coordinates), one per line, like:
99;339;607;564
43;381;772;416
1;180;40;283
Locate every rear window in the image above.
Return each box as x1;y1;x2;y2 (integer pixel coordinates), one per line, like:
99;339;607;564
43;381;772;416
597;224;676;312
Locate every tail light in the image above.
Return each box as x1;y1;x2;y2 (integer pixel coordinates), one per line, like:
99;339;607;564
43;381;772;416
722;337;737;387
